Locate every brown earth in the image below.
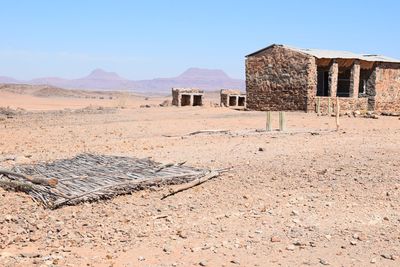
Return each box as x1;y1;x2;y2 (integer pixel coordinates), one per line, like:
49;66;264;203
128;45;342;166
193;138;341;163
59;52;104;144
0;89;400;267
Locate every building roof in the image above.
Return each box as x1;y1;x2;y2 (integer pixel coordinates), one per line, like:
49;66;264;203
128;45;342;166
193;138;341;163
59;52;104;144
246;44;400;63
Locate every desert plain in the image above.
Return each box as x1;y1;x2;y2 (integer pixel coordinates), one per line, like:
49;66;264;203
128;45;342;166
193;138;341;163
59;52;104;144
0;85;400;267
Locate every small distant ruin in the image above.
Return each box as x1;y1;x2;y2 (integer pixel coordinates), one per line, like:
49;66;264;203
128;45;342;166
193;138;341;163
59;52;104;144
172;88;204;107
220;89;246;108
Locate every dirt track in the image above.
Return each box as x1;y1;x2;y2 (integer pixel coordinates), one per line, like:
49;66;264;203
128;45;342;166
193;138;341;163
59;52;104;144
1;99;400;266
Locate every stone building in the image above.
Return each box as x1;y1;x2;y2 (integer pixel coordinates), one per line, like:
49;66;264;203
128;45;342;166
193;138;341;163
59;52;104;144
220;89;246;108
172;88;204;107
245;44;400;112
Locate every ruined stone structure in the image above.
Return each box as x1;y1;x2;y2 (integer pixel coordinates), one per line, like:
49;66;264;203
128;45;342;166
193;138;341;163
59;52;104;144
172;88;204;107
220;89;246;108
245;44;400;112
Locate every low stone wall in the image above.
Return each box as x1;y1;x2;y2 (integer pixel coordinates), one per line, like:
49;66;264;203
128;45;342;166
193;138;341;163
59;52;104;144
311;97;368;113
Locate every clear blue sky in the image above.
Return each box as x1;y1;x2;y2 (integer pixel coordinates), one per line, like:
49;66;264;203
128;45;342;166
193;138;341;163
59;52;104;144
1;0;399;80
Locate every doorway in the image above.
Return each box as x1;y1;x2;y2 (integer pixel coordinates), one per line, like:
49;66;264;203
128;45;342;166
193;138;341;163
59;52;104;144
317;69;329;96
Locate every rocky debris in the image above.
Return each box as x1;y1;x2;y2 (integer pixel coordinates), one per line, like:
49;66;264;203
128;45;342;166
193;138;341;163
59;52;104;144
381;254;396;260
0;107;26;118
319;258;330;265
381;112;400;117
199;260;207;266
159;100;172;107
72;106;116;114
363;113;379;119
286;245;296;251
140;104;158;108
270;235;281;243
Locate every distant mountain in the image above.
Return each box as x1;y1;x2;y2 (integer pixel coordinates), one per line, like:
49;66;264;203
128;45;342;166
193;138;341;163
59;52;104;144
0;76;19;84
134;68;245;92
30;69;131;90
178;68;232;80
0;68;245;93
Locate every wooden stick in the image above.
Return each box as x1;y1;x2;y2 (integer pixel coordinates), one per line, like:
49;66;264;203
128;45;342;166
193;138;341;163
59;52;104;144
279;112;286;131
336;97;340;131
266;111;272;132
0;169;58;187
317;98;321;116
188;130;229;136
163;129;229;137
161;171;219;200
0;178;33;192
155;162;186;172
328;98;332;116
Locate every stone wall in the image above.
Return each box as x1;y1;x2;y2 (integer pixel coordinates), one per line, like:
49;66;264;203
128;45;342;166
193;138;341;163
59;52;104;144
246;45;314;111
306;57;318;112
172;88;204;107
220;89;243;107
311;97;368;113
328;61;338;97
374;63;400;112
349;61;360;97
172;89;180;106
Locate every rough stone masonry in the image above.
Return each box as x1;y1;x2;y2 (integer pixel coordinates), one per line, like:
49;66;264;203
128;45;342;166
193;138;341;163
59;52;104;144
220;89;246;107
172;88;204;107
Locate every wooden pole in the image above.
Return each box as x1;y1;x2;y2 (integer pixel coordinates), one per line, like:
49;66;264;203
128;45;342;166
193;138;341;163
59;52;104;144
161;171;219;200
336;97;340;131
317;98;321;116
328;98;332;116
279;111;286;131
266;111;272;132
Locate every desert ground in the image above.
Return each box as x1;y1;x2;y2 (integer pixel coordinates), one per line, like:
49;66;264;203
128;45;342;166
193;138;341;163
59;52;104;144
0;85;400;267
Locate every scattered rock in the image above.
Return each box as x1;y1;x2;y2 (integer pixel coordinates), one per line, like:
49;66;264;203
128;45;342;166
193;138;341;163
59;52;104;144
177;230;187;239
319;258;330;265
159;100;172;107
29;233;41;242
357;233;368;241
290;210;299;216
381;254;396;260
286;245;295;251
20;252;41;258
270;235;281;243
230;259;240;265
163;245;172;254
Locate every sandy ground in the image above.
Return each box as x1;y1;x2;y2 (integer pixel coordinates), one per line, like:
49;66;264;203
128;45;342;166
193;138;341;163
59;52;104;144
1;91;400;267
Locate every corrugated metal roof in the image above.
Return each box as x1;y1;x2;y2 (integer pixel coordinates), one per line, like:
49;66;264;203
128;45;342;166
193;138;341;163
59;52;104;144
246;44;400;63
